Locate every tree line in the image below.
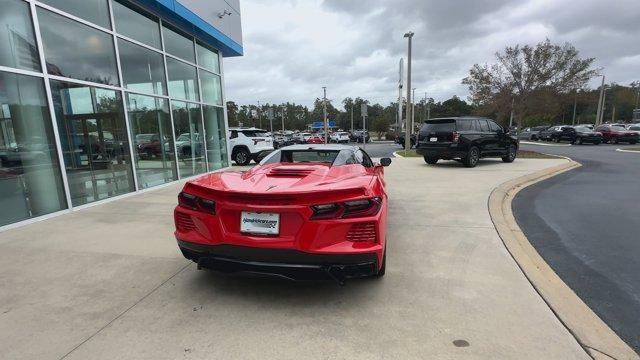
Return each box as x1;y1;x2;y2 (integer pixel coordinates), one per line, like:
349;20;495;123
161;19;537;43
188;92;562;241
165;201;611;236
227;39;638;134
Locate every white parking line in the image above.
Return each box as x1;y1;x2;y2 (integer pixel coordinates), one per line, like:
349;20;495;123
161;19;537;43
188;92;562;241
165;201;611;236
615;148;640;153
520;141;571;147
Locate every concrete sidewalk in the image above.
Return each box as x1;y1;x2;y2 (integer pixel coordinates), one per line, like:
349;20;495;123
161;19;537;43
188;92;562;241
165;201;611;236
0;158;589;360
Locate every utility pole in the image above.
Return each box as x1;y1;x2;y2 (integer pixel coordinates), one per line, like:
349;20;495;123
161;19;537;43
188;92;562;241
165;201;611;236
509;98;515;128
595;75;605;126
281;106;285;131
398;58;404;133
322;87;328;144
612;105;616;122
427;103;430;120
636;87;640;109
600;87;608;125
572;91;578;125
257;101;262;128
423;92;427;122
350;102;354;132
403;31;414;152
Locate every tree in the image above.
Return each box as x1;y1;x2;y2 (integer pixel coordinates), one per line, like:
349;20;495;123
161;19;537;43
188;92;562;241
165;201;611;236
463;39;599;127
226;101;239;126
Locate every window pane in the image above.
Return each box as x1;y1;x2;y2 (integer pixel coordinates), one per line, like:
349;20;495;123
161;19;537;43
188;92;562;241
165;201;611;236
199;70;222;106
202;105;227;170
0;0;40;71
166;58;199;101
197;43;219;73
172;101;205;177
39;0;110;29
112;0;161;49
38;8;119;86
0;72;67;226
50;80;134;206
163;25;194;62
118;39;166;95
127;94;176;188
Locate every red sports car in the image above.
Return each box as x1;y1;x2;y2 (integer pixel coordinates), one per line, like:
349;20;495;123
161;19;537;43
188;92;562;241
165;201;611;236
174;144;391;284
306;135;324;144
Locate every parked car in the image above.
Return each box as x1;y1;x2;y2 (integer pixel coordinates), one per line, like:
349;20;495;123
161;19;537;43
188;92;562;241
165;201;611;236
292;132;313;144
175;133;204;159
273;133;294;149
137;134;171;159
626;124;640;136
415;117;518;168
556;126;602;145
228;127;274;165
330;131;350;143
517;126;548;141
350;130;370;143
174;144;391;284
306;135;324;144
537;126;566;141
395;132;417;148
594;125;639;144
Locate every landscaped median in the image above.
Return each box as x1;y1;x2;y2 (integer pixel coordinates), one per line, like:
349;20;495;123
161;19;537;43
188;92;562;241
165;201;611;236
489;159;640;360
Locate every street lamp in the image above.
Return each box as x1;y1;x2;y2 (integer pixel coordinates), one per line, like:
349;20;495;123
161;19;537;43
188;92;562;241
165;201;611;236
403;31;414;152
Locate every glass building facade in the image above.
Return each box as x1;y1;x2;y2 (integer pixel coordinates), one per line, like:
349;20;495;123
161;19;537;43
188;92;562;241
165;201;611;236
0;0;234;228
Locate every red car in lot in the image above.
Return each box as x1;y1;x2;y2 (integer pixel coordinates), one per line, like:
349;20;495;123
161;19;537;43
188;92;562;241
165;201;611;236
306;135;324;144
595;125;639;144
174;144;391;284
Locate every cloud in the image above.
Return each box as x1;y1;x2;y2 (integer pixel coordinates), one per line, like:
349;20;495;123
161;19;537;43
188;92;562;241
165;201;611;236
224;0;640;109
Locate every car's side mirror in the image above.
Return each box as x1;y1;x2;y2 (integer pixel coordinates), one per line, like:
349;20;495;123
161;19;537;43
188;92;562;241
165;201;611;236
380;158;392;167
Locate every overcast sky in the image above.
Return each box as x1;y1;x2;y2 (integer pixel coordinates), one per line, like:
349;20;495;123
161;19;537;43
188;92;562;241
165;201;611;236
224;0;640;110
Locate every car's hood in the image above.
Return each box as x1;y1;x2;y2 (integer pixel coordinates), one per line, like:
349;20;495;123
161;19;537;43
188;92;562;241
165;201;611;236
190;163;374;195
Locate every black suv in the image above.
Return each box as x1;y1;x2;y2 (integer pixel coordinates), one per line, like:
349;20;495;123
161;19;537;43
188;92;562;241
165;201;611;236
415;117;518;167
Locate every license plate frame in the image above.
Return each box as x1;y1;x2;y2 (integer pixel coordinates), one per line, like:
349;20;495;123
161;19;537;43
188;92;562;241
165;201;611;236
240;211;280;235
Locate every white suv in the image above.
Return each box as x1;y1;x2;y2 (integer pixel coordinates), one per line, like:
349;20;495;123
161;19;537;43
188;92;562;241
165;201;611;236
228;128;274;165
292;132;313;144
330;131;350;143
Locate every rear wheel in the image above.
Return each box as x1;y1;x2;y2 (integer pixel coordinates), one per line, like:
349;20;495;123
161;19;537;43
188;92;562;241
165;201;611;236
424;156;438;165
463;146;480;168
630;140;638;145
594;141;601;145
233;148;251;165
576;137;583;145
502;144;517;163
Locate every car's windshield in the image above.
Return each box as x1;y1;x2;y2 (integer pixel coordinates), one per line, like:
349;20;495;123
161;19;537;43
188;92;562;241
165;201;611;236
629;126;640;131
260;149;360;166
611;126;626;131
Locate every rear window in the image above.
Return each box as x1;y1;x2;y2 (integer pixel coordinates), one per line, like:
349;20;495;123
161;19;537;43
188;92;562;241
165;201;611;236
629;126;640;131
421;120;455;132
611;126;626;131
241;130;269;137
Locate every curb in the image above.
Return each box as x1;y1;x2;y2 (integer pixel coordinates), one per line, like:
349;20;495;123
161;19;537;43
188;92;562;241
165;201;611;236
520;141;572;147
488;160;639;360
392;151;403;158
616;148;640;154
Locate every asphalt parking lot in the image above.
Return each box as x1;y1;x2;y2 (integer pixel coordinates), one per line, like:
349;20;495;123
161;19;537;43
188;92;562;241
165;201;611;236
0;154;590;360
514;142;640;352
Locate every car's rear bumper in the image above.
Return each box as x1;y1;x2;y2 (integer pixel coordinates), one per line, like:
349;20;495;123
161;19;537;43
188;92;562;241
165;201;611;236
416;145;466;159
178;240;379;281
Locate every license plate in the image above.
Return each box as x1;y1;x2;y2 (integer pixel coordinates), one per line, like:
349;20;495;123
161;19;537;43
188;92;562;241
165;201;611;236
430;137;438;142
240;212;280;235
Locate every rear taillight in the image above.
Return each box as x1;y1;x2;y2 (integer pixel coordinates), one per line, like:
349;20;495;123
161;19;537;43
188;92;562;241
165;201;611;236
178;192;216;214
452;131;460;143
310;197;382;220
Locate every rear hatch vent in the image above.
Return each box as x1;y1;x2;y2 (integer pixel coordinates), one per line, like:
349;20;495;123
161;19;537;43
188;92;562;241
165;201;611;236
268;167;314;177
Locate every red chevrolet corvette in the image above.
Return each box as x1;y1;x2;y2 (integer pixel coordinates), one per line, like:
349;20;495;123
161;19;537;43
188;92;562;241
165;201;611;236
174;144;391;284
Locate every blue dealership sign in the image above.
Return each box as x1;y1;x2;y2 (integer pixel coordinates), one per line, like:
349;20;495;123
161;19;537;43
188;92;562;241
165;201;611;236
312;121;336;128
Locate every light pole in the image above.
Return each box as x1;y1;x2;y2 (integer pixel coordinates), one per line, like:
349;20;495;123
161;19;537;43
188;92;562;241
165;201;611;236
257;100;262;128
350;102;354;132
572;90;578;125
411;88;416;138
403;31;414;152
398;58;404;133
600;87;608;125
322;87;328;144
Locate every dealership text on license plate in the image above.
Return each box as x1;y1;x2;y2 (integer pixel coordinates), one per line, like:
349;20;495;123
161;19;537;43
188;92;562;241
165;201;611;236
430;137;438;142
240;212;280;235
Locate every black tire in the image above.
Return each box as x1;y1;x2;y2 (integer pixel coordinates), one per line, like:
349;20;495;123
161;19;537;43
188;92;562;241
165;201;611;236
463;146;480;168
145;148;154;159
424;156;438;165
576;138;583;145
375;249;386;277
594;141;601;145
502;144;517;163
630;140;638;145
554;137;560;143
233;147;251;165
